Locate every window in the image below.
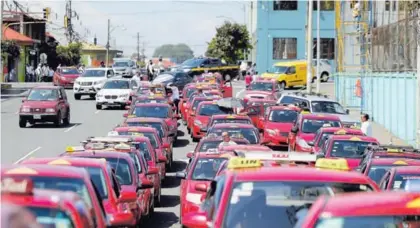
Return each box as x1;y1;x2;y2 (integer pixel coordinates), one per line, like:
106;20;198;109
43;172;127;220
313;38;335;59
274;1;298;10
313;0;334;11
385;0;390;11
273;38;297;60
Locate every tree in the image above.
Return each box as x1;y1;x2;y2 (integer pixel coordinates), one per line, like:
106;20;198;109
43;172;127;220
56;42;82;67
205;21;252;63
153;43;194;63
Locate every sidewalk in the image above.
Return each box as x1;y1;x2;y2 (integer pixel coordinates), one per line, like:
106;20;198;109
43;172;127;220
318;83;410;146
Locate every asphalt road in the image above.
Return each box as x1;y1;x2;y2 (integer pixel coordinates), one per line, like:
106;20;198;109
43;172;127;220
0;80;247;228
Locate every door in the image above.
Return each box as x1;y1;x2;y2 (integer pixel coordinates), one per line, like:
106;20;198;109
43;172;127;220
222;81;232;98
286;66;298;86
244;106;261;127
296;64;307;85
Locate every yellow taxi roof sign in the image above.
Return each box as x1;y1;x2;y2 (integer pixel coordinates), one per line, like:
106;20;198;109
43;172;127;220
226;115;236;119
6;167;38;175
301;111;311;114
114;143;131;150
315;158;350;171
393;160;408;165
128;115;136;118
335;129;347;135
48;159;71;166
349;136;361;141
406;197;420;208
66;146;74;152
387;148;401;153
132;133;144;136
227;157;262;169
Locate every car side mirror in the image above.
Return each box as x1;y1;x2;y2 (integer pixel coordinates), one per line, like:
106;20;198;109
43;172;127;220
123;113;128;118
140;178;154;189
147;167;159;175
346;109;350;114
158;155;168;163
291;126;299;134
118;191;137;203
175;172;186;179
195;183;208;192
186;152;194;158
307;141;315;147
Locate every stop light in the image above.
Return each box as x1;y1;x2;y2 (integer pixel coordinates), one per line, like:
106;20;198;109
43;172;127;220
43;7;50;20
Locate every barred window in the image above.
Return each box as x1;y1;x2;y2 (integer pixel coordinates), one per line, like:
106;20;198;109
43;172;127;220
274;1;298;10
313;38;335;60
313;0;334;11
385;0;391;11
273;38;297;60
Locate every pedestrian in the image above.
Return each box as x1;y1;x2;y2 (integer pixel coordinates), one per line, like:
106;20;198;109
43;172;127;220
353;1;361;31
25;64;31;82
9;68;16;82
245;71;252;89
100;61;105;68
3;65;8;82
35;64;41;82
240;61;248;80
252;71;259;82
218;132;237;147
167;83;180;114
29;65;34;82
48;66;54;82
42;64;48;81
132;70;142;85
361;113;372;136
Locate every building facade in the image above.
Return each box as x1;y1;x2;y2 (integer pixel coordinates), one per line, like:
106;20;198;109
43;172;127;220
249;1;335;74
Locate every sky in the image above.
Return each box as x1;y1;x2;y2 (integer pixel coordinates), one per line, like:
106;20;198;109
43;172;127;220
14;0;246;57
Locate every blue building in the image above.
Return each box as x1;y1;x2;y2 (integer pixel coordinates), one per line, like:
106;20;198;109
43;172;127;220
249;1;335;74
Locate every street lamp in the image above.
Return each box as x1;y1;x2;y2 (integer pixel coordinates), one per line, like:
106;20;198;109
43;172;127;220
106;19;126;67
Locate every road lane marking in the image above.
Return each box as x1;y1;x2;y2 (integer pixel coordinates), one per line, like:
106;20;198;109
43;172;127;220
64;123;79;133
14;146;41;164
95;110;100;114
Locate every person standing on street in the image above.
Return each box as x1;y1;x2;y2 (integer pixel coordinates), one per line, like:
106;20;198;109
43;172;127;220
361;113;372;137
239;61;248;80
35;64;41;82
48;66;54;82
245;72;252;89
167;83;180;114
132;70;142;85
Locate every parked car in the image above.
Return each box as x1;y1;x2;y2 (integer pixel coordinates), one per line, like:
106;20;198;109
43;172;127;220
53;67;81;88
73;68;115;100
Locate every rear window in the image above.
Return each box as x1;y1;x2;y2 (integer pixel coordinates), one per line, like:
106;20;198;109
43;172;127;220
368;165;403;184
123;122;164;139
330;140;377;158
192;158;228;181
198;104;231;116
268;110;298;123
90;157;133;185
27;207;75;228
301;119;341;134
392;174;420;191
133;141;152;161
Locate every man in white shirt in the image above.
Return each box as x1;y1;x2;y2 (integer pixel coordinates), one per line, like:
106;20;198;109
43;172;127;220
132;71;142;85
239;61;248;80
167;83;180;114
218;132;237;147
361;113;372;137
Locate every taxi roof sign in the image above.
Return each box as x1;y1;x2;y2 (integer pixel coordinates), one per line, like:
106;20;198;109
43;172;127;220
114;143;131;150
241;152;317;162
393;160;408;165
6;167;38;175
315;158;350;171
48;159;71;165
88;137;131;143
334;129;347;135
87;142;106;150
127;115;136;118
1;178;33;195
406;197;420;208
226;115;237;119
65;146;84;153
108;131;119;136
349;136;362;141
227;157;262;169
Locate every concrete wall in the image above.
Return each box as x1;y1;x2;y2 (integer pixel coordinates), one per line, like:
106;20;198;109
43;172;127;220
255;1;335;74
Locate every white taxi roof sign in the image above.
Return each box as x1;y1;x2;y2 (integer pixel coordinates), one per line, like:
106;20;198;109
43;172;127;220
87;142;106;150
241;152;317;162
227;157;262;169
1;178;33;194
315;158;350;171
88;137;131;143
114;143;131;150
108;131;119;136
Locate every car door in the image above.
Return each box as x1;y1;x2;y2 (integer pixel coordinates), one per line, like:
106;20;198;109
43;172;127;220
285;66;298;86
244;106;261;127
221;80;233;98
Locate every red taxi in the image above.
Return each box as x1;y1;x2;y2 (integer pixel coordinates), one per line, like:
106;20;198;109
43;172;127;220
190;101;233;142
53;67;81;88
359;145;420;166
243;90;276;104
123;103;178;141
180;84;201;123
187;96;216;134
309;127;364;153
176;151;235;224
379;166;420;191
247;78;281;100
242;99;277;130
359;158;420;184
19;86;71;128
132;81;152;97
316;135;379;170
289;114;342;152
191;134;250;154
261;105;300;147
1;164;107;227
1;178;94;228
128;95;168;110
112;126;173;171
206;123;261;145
298;191;420;227
181;157;379;228
202;114;253;134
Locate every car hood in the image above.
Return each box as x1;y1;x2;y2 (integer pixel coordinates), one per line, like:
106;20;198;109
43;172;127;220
298;132;316;142
265;122;294;133
60;74;80;79
153;74;174;85
99;89;131;95
75;77;106;82
22;100;58;108
113;67;130;72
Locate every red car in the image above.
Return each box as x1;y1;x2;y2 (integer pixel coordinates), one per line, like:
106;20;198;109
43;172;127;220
379;166;420;191
191;134;250;155
243;90;276;104
206;123;261;145
298;191;420;227
1;177;94;228
242;99;278;130
187;96;216;134
316;135;379;170
1;164;107;227
19;86;70;128
261;105;300;147
53;67;81;88
181;157;379;228
247;78;281;99
191;101;233;141
309;127;365;153
128;95;168;110
176;152;235;224
288;113;342;152
123;103;178;141
179;84;200;123
358;145;420;166
203;114;253;134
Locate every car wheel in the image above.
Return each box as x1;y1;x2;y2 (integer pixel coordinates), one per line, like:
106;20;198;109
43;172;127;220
54;112;61;127
19;118;26;128
279;81;286;89
96;104;102;110
63;109;70;125
321;73;329;82
74;94;81;100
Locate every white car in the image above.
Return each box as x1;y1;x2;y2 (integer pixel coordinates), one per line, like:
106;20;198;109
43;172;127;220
312;59;332;82
73;68;114;100
95;78;138;110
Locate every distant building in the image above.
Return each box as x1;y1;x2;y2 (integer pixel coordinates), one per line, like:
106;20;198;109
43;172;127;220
80;42;123;67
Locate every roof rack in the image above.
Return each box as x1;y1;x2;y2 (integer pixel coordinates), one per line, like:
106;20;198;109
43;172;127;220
86;137;132;143
291;91;328;98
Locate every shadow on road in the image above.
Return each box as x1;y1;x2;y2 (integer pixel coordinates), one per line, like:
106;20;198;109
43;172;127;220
163;176;181;189
173;139;190;148
143;211;179;228
169;161;187;173
177;130;185;137
29;122;81;129
158;195;180;208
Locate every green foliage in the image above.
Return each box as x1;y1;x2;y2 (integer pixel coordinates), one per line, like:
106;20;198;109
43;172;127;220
205;21;252;63
153;43;194;63
56;42;82;66
1;41;20;59
39;38;59;69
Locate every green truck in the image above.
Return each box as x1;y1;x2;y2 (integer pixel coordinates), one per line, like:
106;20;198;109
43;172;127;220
177;57;239;80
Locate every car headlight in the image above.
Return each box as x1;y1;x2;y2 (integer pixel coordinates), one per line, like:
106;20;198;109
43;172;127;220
21;106;30;112
266;129;277;136
194;120;203;127
45;108;56;113
297;138;311;149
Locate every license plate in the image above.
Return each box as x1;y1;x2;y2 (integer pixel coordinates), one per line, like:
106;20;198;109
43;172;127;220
33;115;41;119
108;101;114;104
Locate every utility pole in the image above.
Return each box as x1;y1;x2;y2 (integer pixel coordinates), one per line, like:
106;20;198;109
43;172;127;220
137;32;140;62
315;0;321;93
0;0;3;82
306;0;314;93
65;0;74;43
106;19;110;68
141;42;146;62
417;8;420;149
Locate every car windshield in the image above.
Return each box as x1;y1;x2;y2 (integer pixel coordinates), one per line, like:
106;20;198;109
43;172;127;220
269;65;288;73
113;61;130;67
133;106;169;118
61;68;79;74
124;122;164;139
208;128;258;144
30;176;91;208
211;119;251;126
85;167;108;199
133;142;152;161
315;216;420;228
224;181;373;228
27;207;74;228
368;165;404;184
27;89;59;101
97;157;132;185
192;158;228;180
182;58;203;67
301;119;341;134
103;80;130;89
269;110;298;123
330;140;377;158
198;104;231;116
249;82;273;91
311;101;347;114
198;140;248;152
192;99;210;110
82;70;106;77
391;174;420;192
134;98;166;104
